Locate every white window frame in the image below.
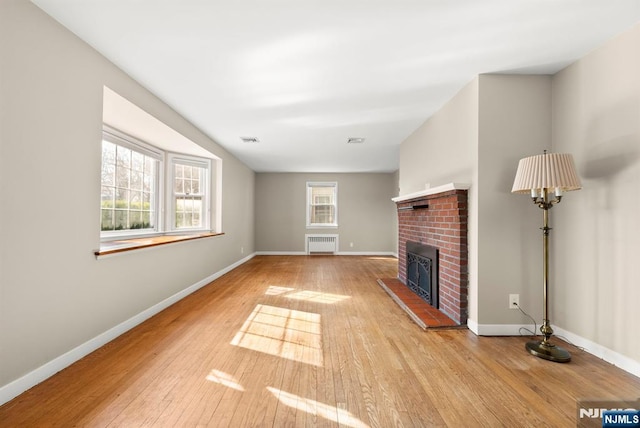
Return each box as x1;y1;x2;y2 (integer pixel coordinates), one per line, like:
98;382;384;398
100;126;213;241
167;153;212;232
306;181;338;228
101;127;165;240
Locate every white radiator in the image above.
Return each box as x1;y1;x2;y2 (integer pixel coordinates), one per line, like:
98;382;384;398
306;234;339;254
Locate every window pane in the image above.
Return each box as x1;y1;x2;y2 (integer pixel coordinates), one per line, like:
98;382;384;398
312;187;334;204
101;136;158;235
101;209;114;231
101;163;115;187
142;211;151;227
116;165;130;189
130;211;142;228
131;171;143;191
175;177;184;193
130;191;142;210
102;140;116;164
174;195;203;229
114;210;128;230
101;186;115;206
311;206;334;224
116;189;129;209
131;151;144;172
116;146;131;168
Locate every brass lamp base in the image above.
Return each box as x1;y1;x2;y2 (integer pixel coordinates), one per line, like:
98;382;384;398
526;340;571;363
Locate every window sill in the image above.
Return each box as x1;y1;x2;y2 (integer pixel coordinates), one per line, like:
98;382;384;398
95;232;224;257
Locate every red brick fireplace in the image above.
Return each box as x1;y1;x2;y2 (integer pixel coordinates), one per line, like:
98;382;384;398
393;184;469;324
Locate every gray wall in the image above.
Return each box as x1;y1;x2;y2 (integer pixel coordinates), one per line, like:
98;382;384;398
0;0;254;392
552;23;640;363
477;75;551;326
255;173;397;254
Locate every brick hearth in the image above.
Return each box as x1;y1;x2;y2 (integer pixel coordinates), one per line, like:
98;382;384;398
394;184;469;324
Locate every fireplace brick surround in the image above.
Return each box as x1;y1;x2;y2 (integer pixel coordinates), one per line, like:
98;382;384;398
394;185;469;324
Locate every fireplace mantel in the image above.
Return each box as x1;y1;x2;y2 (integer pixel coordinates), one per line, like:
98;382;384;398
392;182;470;203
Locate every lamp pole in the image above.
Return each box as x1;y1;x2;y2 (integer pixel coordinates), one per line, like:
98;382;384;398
526;187;571;362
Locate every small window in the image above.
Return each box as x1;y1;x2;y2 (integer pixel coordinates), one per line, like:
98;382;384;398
307;182;338;228
169;155;211;231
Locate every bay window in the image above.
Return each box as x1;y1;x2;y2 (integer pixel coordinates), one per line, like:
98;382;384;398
101;126;212;239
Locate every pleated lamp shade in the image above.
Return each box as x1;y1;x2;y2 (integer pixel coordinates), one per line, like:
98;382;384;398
512;152;582;194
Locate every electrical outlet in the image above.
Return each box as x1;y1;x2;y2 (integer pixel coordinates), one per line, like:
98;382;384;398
350;242;354;248
241;247;244;254
509;294;519;309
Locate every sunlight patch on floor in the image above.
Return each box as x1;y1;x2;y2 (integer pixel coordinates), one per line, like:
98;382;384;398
265;285;295;296
266;285;351;304
205;369;245;391
285;290;350;304
231;304;323;366
267;387;370;428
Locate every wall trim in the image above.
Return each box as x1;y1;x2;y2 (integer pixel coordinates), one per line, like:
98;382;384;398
552;326;640;378
467;321;640;378
469;322;537;336
0;253;256;406
255;251;396;257
335;251;397;256
255;251;308;256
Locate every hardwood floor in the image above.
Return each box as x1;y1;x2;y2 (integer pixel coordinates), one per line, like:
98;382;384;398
1;255;639;427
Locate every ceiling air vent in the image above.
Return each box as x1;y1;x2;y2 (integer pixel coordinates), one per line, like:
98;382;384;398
347;137;365;144
240;136;260;143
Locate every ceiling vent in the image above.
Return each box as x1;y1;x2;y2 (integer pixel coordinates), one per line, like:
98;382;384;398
347;137;365;144
240;136;260;143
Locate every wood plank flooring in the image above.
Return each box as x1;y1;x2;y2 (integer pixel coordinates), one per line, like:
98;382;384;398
1;255;640;427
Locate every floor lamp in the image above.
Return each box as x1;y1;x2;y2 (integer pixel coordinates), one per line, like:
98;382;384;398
511;151;582;363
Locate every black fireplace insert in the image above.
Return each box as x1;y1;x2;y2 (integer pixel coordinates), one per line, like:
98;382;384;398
406;241;439;308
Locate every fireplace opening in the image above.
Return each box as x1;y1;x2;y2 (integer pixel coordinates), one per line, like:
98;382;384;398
406;241;439;308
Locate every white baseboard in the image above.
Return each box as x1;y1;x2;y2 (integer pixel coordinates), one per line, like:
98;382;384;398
335;251;396;256
0;253;255;406
467;318;479;334
468;321;537;337
467;320;640;378
255;251;396;257
254;251;307;255
552;326;640;378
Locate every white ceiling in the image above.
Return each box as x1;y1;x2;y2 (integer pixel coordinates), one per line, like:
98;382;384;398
31;0;640;173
